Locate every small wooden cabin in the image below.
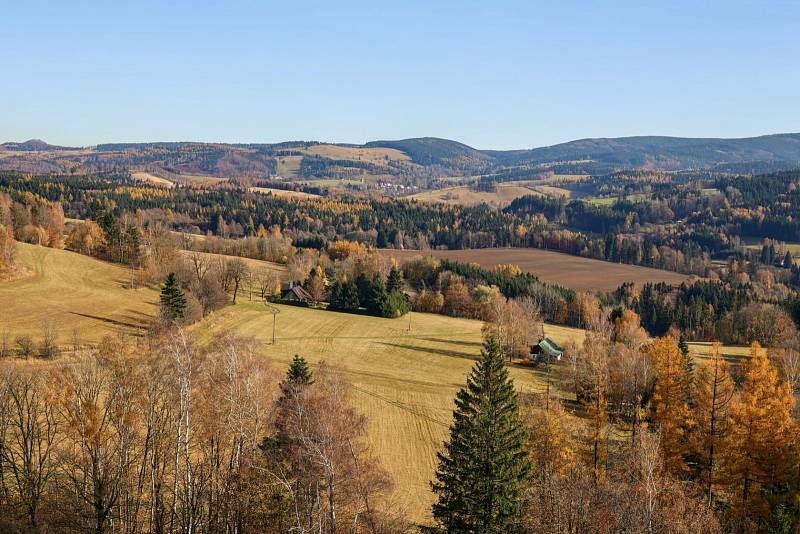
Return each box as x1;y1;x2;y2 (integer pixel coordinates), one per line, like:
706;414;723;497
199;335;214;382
531;337;563;363
280;285;313;305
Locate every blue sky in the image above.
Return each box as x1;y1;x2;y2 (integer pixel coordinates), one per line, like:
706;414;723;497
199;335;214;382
1;0;798;149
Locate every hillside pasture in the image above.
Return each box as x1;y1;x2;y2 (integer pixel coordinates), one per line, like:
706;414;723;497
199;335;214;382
249;186;321;200
172;173;228;186
305;143;411;162
0;244;749;522
0;243;158;345
406;182;538;208
381;248;691;292
193;302;584;520
276;155;302;177
131;171;174;188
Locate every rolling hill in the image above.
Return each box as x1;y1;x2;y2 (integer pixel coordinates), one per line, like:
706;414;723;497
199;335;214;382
3;133;800;182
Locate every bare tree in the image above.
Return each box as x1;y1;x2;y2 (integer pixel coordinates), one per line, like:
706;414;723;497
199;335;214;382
0;371;59;530
226;258;249;304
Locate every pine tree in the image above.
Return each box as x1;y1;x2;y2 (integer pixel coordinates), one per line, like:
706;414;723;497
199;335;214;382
645;336;693;474
783;251;794;269
690;342;734;505
341;281;360;311
160;272;187;321
355;272;372;307
328;278;343;310
368;272;389;317
431;336;531;533
723;342;797;526
286;355;314;385
387;265;403;294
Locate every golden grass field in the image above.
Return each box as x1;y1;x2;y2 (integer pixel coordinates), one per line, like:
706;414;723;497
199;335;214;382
382;248;691;292
0;243;158;344
192;301;585;519
131;171;174;188
305;143;410;162
0;242;751;521
407;182;539;208
248;186;321;200
276;155;303;177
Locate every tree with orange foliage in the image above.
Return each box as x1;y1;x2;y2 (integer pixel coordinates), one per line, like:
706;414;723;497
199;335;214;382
722;342;797;528
690;342;734;505
0;224;16;272
645;337;693;474
614;308;647;349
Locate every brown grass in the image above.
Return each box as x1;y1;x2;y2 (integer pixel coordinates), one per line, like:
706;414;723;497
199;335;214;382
381;248;691;292
0;243;158;345
305;144;410;162
248;187;321;200
131;171;174;188
406;183;538;208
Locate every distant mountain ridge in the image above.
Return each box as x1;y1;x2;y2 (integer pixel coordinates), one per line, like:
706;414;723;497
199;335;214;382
483;133;800;170
3;133;800;178
0;139;75;151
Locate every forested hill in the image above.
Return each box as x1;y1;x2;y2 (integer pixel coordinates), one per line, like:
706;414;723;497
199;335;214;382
485;133;800;170
3;133;800;180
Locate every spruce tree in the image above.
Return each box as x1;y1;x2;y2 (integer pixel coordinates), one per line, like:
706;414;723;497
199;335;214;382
341;282;360;311
328;278;343;310
783;251;794;269
286;355;313;385
431;336;531;533
160;272;187;321
368;272;389;316
387;265;403;294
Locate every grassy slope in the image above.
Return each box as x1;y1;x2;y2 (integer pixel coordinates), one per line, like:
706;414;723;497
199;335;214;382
192;301;585;520
1;243;158;344
407;182;539;208
1;244;750;520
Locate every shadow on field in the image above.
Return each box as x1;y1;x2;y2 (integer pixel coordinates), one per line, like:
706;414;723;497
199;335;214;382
71;312;150;331
419;337;482;347
376;342;479;361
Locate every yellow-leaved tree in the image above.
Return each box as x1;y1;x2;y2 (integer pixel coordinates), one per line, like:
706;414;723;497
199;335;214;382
645;336;693;475
722;342;797;527
690;342;735;505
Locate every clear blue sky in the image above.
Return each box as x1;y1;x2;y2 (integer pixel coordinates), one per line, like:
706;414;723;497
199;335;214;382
1;0;798;149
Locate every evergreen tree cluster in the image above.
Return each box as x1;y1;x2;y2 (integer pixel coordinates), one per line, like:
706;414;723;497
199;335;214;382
328;266;408;318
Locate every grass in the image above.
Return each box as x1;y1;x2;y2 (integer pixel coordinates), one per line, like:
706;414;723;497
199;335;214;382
173;173;227;186
406;183;539;208
131;171;174;188
248;187;321;200
0;243;158;345
276;156;302;177
587;193;649;206
305;144;410;162
0;244;750;521
193;301;583;520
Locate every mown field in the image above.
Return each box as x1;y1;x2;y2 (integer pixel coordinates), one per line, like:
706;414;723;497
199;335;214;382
382;248;691;292
305;143;411;162
131;171;174;188
0;243;158;344
407;182;539;208
192;301;584;519
0;243;749;521
248;186;321;200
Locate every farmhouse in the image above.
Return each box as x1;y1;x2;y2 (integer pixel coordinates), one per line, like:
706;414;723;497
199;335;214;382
279;284;313;305
531;337;563;362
